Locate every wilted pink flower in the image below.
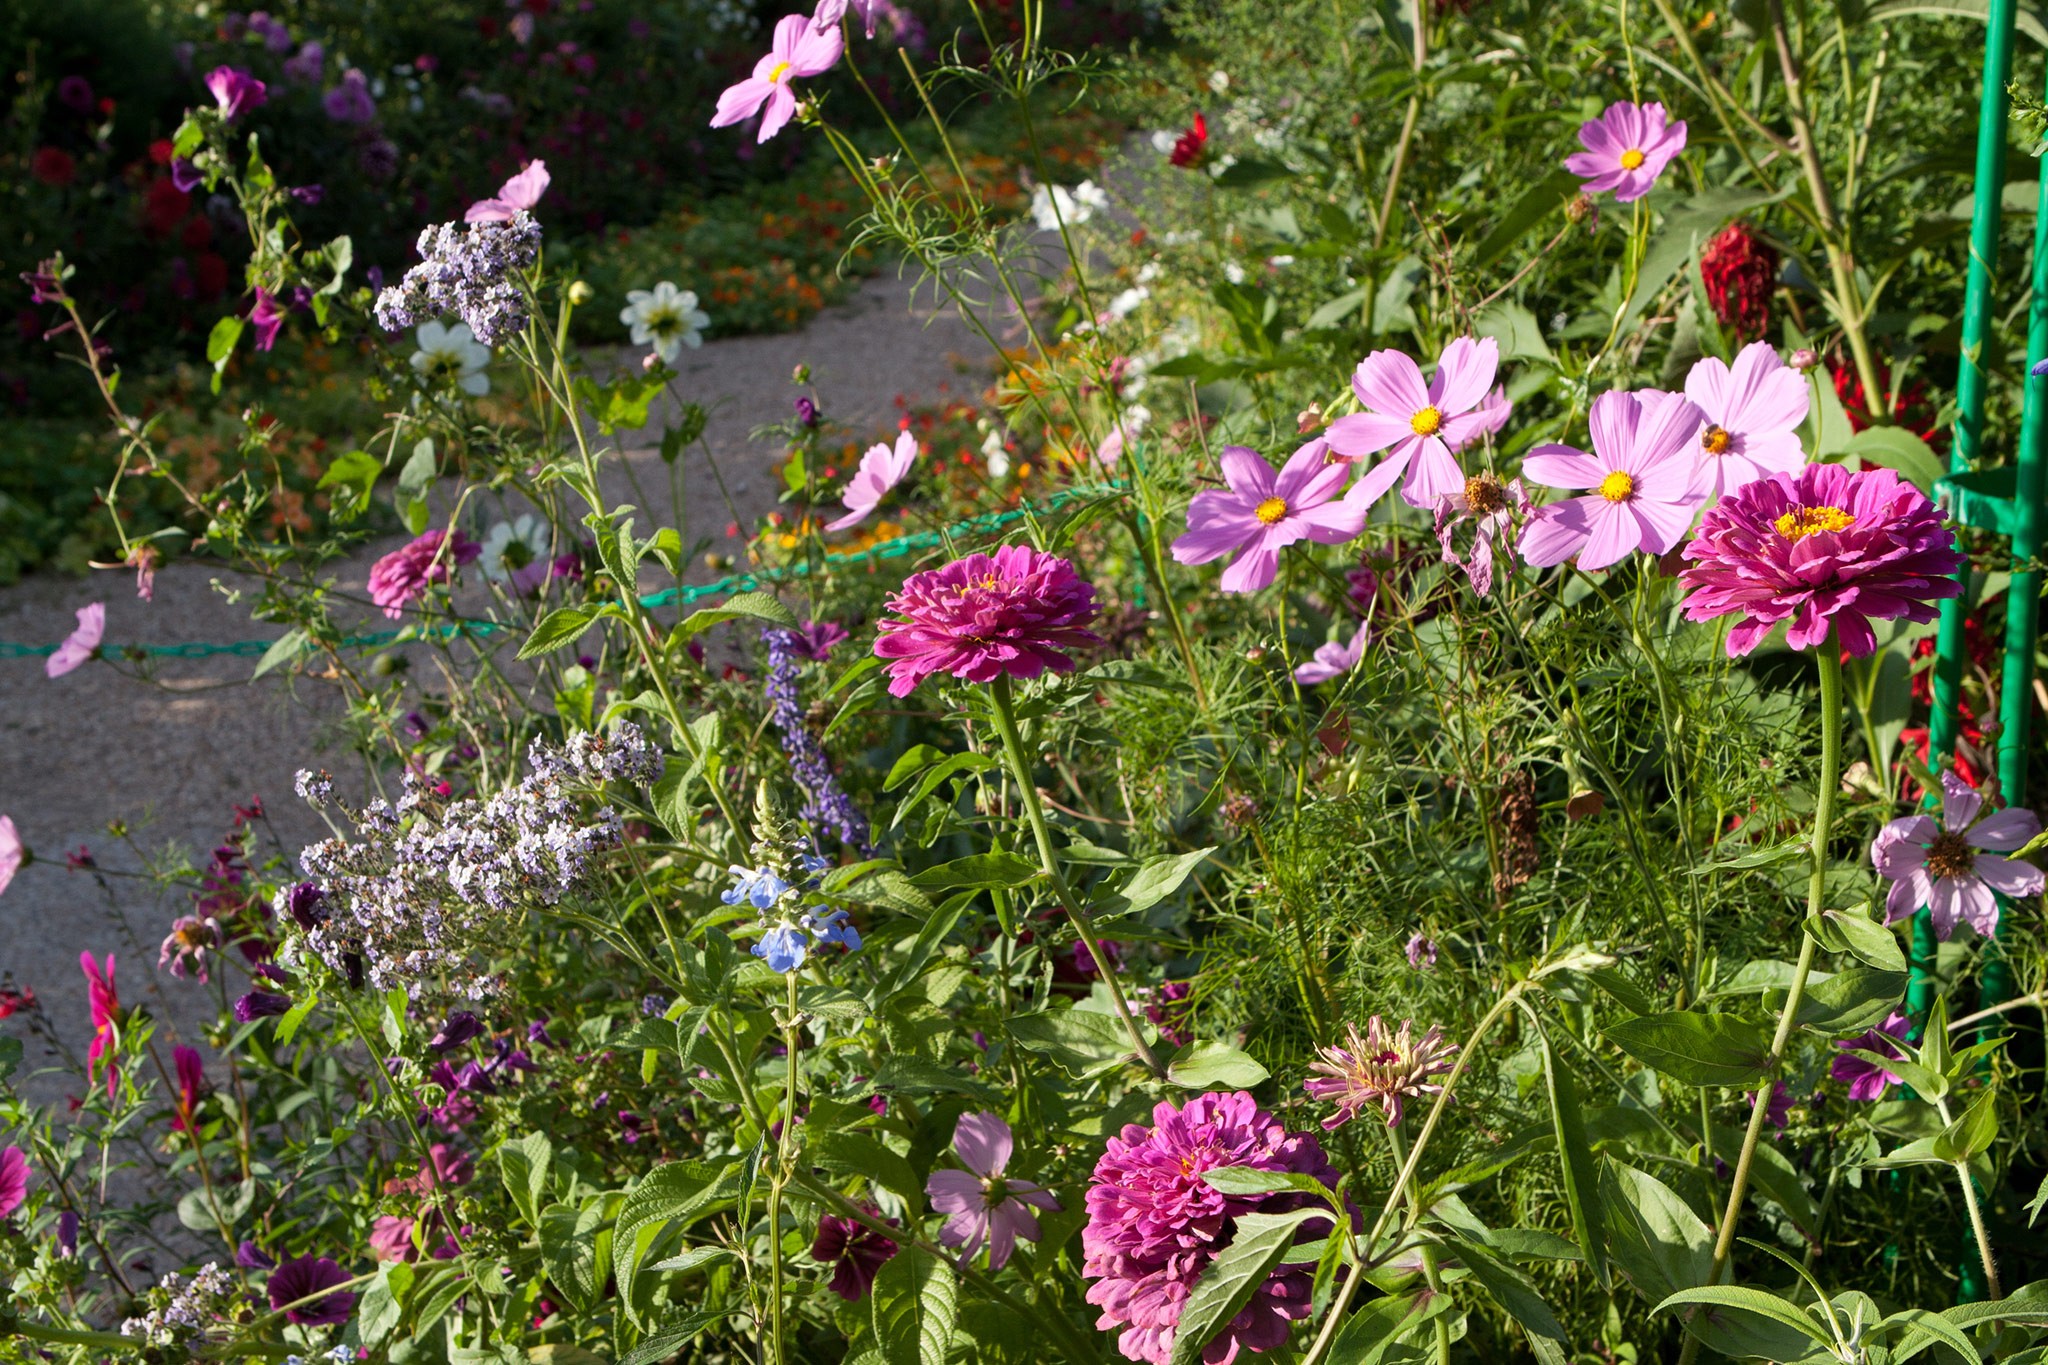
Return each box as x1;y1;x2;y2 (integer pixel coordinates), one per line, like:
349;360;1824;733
1520;389;1705;572
825;429;917;530
1305;1016;1457;1128
128;543;161;601
170;1045;206;1133
158;914;223;982
1434;472;1530;596
81;952;120;1099
1294;627;1365;685
0;816;23;898
1832;1011;1910;1102
1567;100;1687;202
466;160;551;224
46;602;104;678
0;1147;27;1218
710;15;843;143
368;529;482;619
813;0;883;37
1405;932;1437;970
1678;462;1964;657
204;66;267;121
874;545;1103;696
1326;337;1502;509
250;286;287;352
369;1215;419;1262
926;1112;1059;1269
1872;769;2043;940
1170;439;1368;593
811;1208;899;1300
1683;342;1809;502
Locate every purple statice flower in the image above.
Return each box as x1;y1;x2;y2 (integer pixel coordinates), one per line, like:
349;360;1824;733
267;1254;356;1326
373;213;542;345
640;993;667;1017
322;69;377;124
763;628;871;849
1871;770;2043;940
710;14;843;143
1405;932;1437;970
282;41;324;84
234;990;292;1021
1305;1016;1457;1128
204;66;267;121
367;528;482;619
1084;1091;1341;1365
1678;462;1965;657
1832;1012;1910;1102
1294;628;1365;685
531;723;666;789
1682;342;1809;502
1326;337;1504;510
875;545;1104;696
1567;100;1687;202
120;1262;235;1347
1434;473;1531;596
1170;439;1369;594
927;1112;1059;1269
1520;389;1706;572
811;1208;898;1301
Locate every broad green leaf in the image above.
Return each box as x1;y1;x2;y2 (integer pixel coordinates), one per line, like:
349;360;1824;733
884;744;947;792
519;606;601;660
1323;1290;1457;1364
1168;1040;1270;1090
872;892;970;1005
539;1201;609;1311
807;1131;925;1213
1169;1210;1322;1365
1471;167;1581;269
1653;1286;1833;1348
1818;906;1908;972
1885;1305;1984;1364
611;1160;741;1318
1473;301;1556;365
316;449;382;522
251;628;309;680
1796;965;1910;1034
1539;1031;1608;1286
908;852;1040;891
1199;1165;1339;1203
1604;1011;1773;1087
1092;847;1215;921
1839;426;1946;493
357;1263;413;1349
1451;1238;1568;1348
499;1131;554;1226
871;1249;957;1365
645;1246;733;1276
671;590;798;644
619;1309;729;1365
1933;1091;1999;1163
1600;1159;1712;1305
1007;1007;1137;1078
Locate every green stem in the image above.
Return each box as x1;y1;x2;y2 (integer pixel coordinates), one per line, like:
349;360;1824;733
1385;1124;1450;1365
1932;1094;2003;1300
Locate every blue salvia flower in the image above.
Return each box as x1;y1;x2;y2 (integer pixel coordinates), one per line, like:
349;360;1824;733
754;923;809;973
723;864;792;909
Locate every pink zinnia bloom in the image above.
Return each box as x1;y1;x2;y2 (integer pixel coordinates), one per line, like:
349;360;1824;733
1566;100;1687;203
1169;439;1368;593
810;1207;899;1300
1871;769;2043;940
158;913;223;983
367;529;482;619
1519;389;1706;572
0;1146;26;1218
250;286;287;352
874;545;1103;697
1325;336;1502;509
1678;462;1964;657
1293;627;1364;685
170;1044;206;1133
46;602;104;678
204;66;268;121
1683;341;1809;502
709;15;843;143
466;160;551;224
1434;472;1531;596
81;951;120;1099
825;429;917;530
1305;1016;1457;1129
1083;1091;1342;1365
926;1112;1059;1270
1832;1012;1910;1102
0;815;22;898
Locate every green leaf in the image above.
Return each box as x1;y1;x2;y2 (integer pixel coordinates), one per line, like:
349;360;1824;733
538;1202;608;1311
1471;167;1581;269
612;1160;742;1318
1623;187;1791;329
1839;426;1947;493
1092;847;1215;921
1169;1210;1321;1365
1323;1290;1458;1364
1167;1040;1271;1090
1006;1007;1137;1078
519;606;600;660
671;590;798;644
357;1263;413;1349
872;892;969;1005
870;1249;957;1365
1600;1159;1712;1305
207;316;244;393
1934;1091;1999;1162
1603;1011;1773;1087
1473;301;1556;365
890;752;997;826
884;744;946;792
1539;1031;1608;1286
1818;906;1908;972
807;1131;925;1213
1652;1286;1833;1348
1796;966;1909;1034
1864;0;2048;49
498;1132;553;1227
619;1309;729;1365
1452;1238;1569;1350
316;449;383;523
907;852;1040;891
1198;1166;1339;1202
1211;156;1292;188
251;628;309;680
1885;1306;1984;1364
645;1246;733;1276
1304;286;1369;331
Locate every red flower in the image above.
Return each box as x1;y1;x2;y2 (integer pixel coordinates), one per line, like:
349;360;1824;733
81;953;120;1100
148;138;174;165
1700;222;1778;342
170;1045;207;1133
1831;358;1947;453
1168;112;1207;169
195;253;229;299
32;148;76;187
142;178;190;236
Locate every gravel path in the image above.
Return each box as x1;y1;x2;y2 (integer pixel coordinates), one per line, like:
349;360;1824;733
0;268;982;1097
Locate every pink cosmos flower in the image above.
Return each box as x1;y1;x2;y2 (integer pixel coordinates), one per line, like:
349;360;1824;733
1325;336;1502;509
466;160;551;224
825;429;917;530
367;529;482;619
1678;462;1964;657
926;1112;1059;1269
1566;100;1687;203
874;545;1103;696
159;914;223;982
1294;627;1365;685
81;952;120;1099
46;602;104;678
250;286;286;352
1170;439;1369;593
0;1147;27;1219
709;15;844;143
1305;1016;1458;1128
1832;1012;1910;1102
1683;342;1809;501
1871;769;2043;940
1519;389;1706;571
1434;472;1531;596
0;815;22;898
170;1044;206;1133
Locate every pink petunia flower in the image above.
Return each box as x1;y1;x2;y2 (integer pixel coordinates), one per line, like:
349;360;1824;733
1832;1012;1910;1102
709;15;843;144
1678;462;1964;657
1519;389;1706;572
0;1146;27;1219
46;602;104;678
466;160;551;224
250;286;287;352
367;529;482;619
81;952;120;1100
825;430;917;531
1871;769;2043;941
874;545;1103;696
158;914;223;983
1169;439;1369;593
1326;337;1502;509
1566;100;1687;203
170;1044;207;1133
926;1111;1059;1270
268;1253;357;1326
1434;472;1531;596
204;66;268;121
1294;627;1365;685
0;815;23;898
1683;341;1809;502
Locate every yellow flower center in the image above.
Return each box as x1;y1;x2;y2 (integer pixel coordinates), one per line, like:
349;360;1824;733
1255;496;1289;525
1774;505;1855;541
1409;406;1444;437
1597;471;1634;503
768;60;792;83
1701;424;1732;455
1620;148;1647;170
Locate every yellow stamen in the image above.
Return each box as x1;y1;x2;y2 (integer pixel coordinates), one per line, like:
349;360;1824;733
1597;471;1634;503
1409;406;1443;437
1255;496;1289;525
1620;148;1647;170
768;60;792;83
1701;424;1732;455
1774;505;1855;541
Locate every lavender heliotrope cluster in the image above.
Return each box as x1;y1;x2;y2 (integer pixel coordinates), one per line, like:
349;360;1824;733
373;212;541;345
121;1262;238;1348
763;626;870;850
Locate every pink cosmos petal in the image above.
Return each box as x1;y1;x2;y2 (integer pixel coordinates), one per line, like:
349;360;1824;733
938;1207;990;1254
1293;497;1369;542
1427;336;1498;417
1938;875;2001;939
1939;770;1982;832
1630;390;1706;468
952;1111;1013;1177
927;1169;982;1214
46;602;105;679
1577;500;1642;570
710;77;775;128
1885;869;1930;924
465;160;550;222
825;431;918;530
1350;350;1430;418
1324;413;1416;459
1967;807;2041;852
1586;392;1639;469
1401;440;1466;508
1218;444;1278;500
1273;438;1344;504
754;85;800;142
1172;517;1255;566
1629;494;1697;554
1975;853;2044;899
1219;542;1282;594
1723;342;1809;433
1522;445;1604;489
1519;500;1593;568
1436;409;1497;452
1872;816;1936;875
1294;629;1366;685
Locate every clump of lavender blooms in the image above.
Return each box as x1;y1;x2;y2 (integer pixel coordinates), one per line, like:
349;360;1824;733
372;212;542;345
121;1262;239;1348
763;627;870;850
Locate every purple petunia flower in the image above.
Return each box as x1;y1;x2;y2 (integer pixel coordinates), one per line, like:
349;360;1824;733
1872;770;2043;940
791;618;849;660
709;15;843;143
46;602;104;679
1326;337;1503;510
810;1208;898;1300
203;66;267;121
267;1254;356;1325
171;158;205;193
1566;100;1687;202
428;1011;486;1052
367;529;482;619
1683;342;1809;502
926;1112;1059;1270
1520;389;1706;572
57;76;95;113
1170;439;1369;594
234;990;292;1021
874;545;1104;696
826;430;918;531
235;1240;276;1270
1832;1011;1910;1102
1678;462;1964;657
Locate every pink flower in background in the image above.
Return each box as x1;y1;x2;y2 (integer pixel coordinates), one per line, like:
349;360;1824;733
874;545;1103;696
158;914;223;982
1832;1012;1910;1102
926;1112;1059;1269
0;816;22;898
46;602;104;678
1170;439;1368;593
128;543;161;601
1325;336;1502;510
813;0;883;37
790;619;849;660
0;1147;27;1218
170;1045;206;1133
1468;385;1513;442
81;952;120;1099
204;66;267;121
466;160;551;224
370;1215;419;1262
250;286;286;351
1567;100;1687;202
322;69;377;124
1678;462;1964;657
1305;1016;1457;1128
1871;769;2043;940
1294;627;1365;685
710;15;844;143
368;529;482;619
1683;342;1810;501
1405;932;1437;970
1520;389;1705;571
825;430;918;530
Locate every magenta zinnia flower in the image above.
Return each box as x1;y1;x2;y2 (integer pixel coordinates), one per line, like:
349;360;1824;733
1520;389;1705;571
1566;100;1686;202
204;66;268;121
46;602;104;678
1083;1090;1342;1365
1871;769;2043;940
367;529;482;619
1678;462;1964;657
925;1112;1059;1270
466;160;551;224
1170;439;1368;593
81;952;120;1100
709;14;843;143
874;545;1103;696
825;429;918;531
1325;336;1502;509
1305;1017;1457;1129
810;1208;899;1300
1683;342;1809;502
268;1253;357;1326
1831;1011;1910;1102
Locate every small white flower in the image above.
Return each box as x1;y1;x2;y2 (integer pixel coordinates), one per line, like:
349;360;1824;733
1103;287;1148;322
981;427;1009;477
1149;129;1177;154
410;319;491;395
1028;180;1109;232
619;282;709;364
479;514;551;590
1223;261;1247;285
1208;69;1230;93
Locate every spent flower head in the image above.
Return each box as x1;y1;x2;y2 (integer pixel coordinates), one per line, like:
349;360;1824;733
1304;1016;1458;1128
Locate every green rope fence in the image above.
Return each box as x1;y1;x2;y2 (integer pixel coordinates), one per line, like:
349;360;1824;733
0;483;1123;661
